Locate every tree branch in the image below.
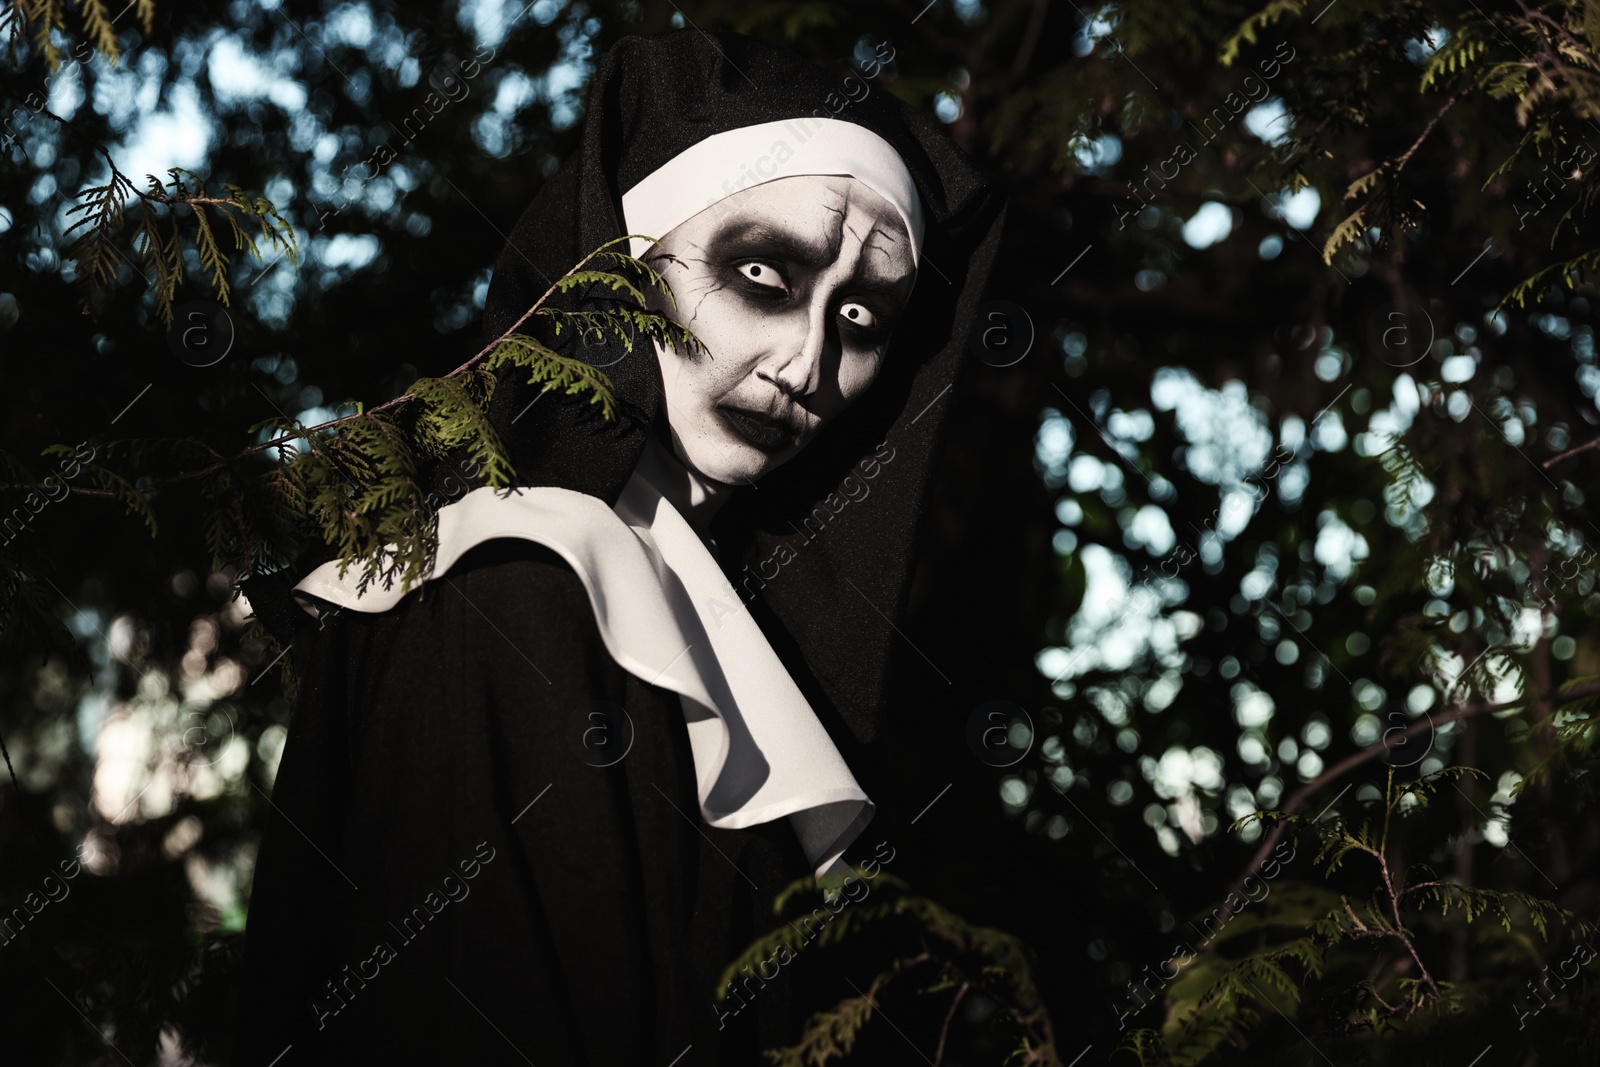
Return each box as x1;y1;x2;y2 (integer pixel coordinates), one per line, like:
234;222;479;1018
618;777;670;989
1542;436;1600;467
1;235;661;500
1224;680;1600;902
1393;93;1463;177
935;979;970;1065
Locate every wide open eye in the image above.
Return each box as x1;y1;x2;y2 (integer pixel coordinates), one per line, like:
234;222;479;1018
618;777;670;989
736;261;787;291
839;302;876;328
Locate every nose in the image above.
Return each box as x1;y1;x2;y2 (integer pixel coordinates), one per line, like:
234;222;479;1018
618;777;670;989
755;299;833;400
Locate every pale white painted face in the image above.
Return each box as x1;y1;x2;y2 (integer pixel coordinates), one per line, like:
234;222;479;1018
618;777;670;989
644;174;917;486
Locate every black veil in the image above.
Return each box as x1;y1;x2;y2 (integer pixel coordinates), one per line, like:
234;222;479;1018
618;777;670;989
479;29;1006;744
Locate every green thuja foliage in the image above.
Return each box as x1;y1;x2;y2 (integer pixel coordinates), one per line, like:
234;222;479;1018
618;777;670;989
0;234;702;666
1117;767;1599;1066
1215;0;1600;302
8;3;295;323
731;869;1063;1066
66;164;298;324
1039;0;1600;305
1530;676;1600;788
0;0;153;67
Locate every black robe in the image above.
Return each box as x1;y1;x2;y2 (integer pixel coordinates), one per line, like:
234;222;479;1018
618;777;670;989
234;28;1005;1065
235;542;800;1064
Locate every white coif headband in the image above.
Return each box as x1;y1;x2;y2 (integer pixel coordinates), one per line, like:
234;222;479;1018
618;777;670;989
620;118;925;267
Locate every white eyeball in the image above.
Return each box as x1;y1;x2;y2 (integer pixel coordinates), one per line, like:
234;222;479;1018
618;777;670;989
839;302;875;327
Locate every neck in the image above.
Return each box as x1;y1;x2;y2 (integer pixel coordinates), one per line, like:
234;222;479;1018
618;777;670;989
634;431;731;537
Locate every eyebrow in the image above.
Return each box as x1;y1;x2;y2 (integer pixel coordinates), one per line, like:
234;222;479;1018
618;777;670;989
711;218;915;297
712;219;834;268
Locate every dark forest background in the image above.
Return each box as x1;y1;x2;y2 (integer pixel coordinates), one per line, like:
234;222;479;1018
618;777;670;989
5;0;1600;1064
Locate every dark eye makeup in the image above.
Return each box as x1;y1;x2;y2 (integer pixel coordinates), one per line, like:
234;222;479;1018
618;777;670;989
724;257;898;340
731;258;789;295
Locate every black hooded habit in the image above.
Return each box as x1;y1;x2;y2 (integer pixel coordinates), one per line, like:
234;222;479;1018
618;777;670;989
233;28;1005;1067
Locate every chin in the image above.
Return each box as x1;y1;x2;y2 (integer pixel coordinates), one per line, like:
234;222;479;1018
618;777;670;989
699;455;776;486
683;437;787;486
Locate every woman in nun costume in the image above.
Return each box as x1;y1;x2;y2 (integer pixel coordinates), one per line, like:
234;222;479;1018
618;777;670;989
234;28;1004;1066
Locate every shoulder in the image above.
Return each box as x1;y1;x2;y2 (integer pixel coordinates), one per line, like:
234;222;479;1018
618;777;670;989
312;539;618;715
447;538;590;598
318;539;599;653
424;538;600;644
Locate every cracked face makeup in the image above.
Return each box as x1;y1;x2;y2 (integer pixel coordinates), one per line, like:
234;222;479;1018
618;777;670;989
643;174;917;487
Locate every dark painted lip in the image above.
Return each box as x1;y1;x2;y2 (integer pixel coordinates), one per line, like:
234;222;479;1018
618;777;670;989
716;404;796;452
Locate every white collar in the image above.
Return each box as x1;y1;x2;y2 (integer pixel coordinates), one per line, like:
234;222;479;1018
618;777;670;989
291;473;872;878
